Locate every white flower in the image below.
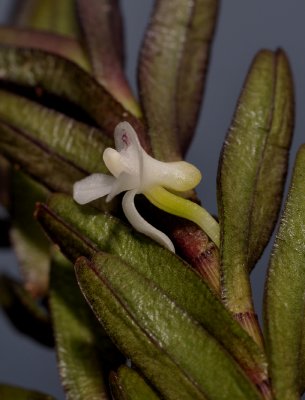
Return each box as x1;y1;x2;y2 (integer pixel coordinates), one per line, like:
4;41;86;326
73;121;219;252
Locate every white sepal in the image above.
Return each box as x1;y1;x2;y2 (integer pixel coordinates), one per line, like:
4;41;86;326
122;189;175;252
73;173;115;204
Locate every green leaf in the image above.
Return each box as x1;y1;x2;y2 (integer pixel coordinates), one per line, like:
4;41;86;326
0;120;84;194
0;47;149;150
76;252;262;400
264;145;305;400
300;324;305;394
217;50;294;329
14;0;80;37
0;89;111;175
138;0;218;160
0;275;53;347
0;27;89;70
50;250;123;400
0;384;54;400
77;0;140;116
10;171;50;297
0;89;117;212
36;194;269;393
176;0;219;154
110;366;160;400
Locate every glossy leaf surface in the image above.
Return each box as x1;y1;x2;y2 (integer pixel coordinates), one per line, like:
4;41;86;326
50;251;123;400
77;0;139;115
76;253;261;400
217;50;294;314
36;194;268;390
0;47;149;150
0;120;85;194
264;145;305;400
0;90;118;214
110;366;160;400
0;89;112;174
0;274;53;347
138;0;218;159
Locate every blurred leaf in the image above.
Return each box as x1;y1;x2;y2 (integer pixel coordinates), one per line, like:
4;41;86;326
264;145;305;400
110;366;160;400
0;384;54;399
0;218;10;247
10;171;50;297
217;50;294;334
138;0;218;160
77;0;140;116
36;194;269;392
0;47;149;151
14;0;79;37
76;252;262;400
50;250;123;400
0;155;10;208
0;27;89;70
0;275;53;347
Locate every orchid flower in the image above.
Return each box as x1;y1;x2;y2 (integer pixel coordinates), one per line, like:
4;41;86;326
73;122;219;252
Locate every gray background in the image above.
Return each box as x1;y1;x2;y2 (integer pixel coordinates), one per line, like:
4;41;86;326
1;1;305;398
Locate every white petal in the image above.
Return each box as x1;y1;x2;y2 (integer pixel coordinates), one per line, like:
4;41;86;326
103;148;125;177
73;173;115;205
114;122;143;176
122;190;175;252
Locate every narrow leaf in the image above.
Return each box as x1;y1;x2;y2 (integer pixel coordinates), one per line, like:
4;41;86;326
0;89;112;175
110;366;160;400
77;0;140;116
138;0;218;159
76;253;262;400
77;257;206;400
14;0;79;37
50;250;123;400
0;275;53;347
0;26;89;70
10;171;50;297
0;384;54;400
0;90;117;212
176;0;219;153
0;121;85;194
36;194;269;393
264;145;305;400
217;50;294;338
0;47;149;150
